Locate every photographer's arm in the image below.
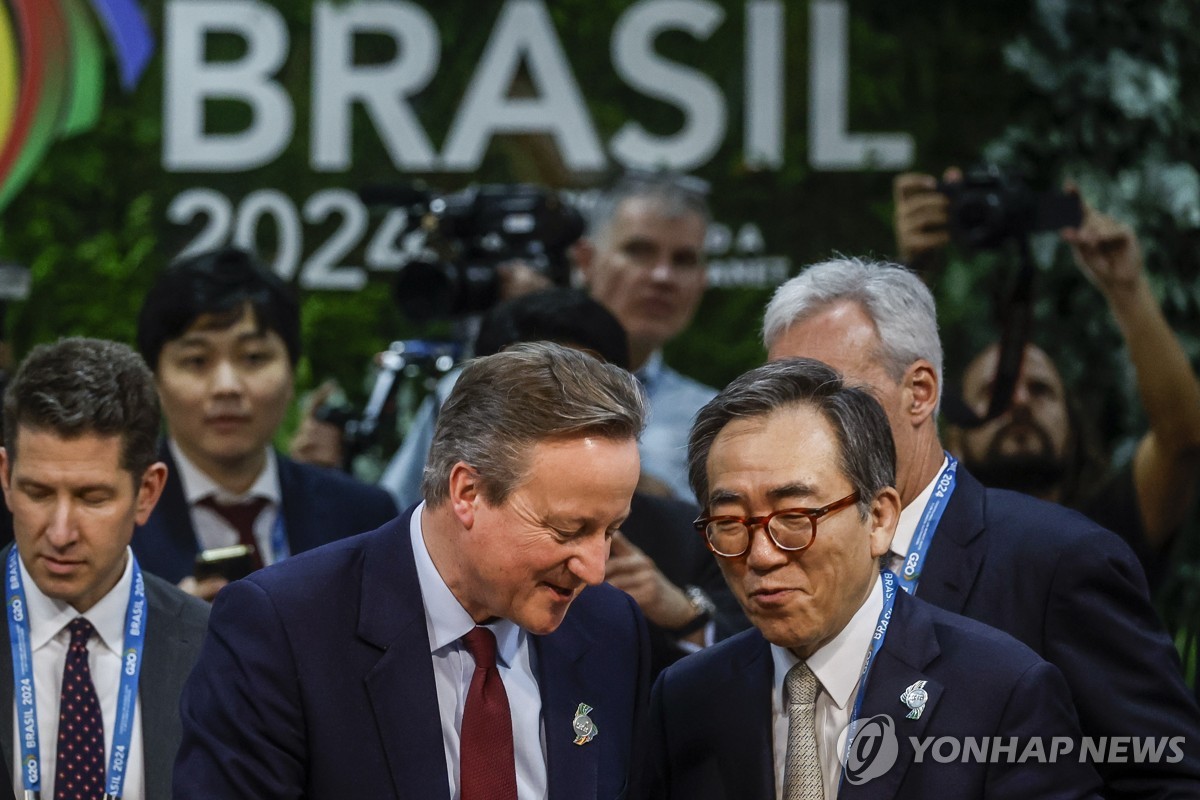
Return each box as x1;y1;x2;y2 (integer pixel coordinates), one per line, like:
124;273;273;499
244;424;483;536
1062;203;1200;548
288;379;345;469
893;168;962;277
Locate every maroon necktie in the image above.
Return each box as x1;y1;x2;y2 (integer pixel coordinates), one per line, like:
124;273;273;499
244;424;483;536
459;626;518;800
197;495;269;570
54;618;105;800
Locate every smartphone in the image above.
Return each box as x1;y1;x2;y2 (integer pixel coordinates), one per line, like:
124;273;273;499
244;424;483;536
194;544;258;582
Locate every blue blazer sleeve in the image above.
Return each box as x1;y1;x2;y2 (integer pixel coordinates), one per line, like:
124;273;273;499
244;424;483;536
174;578;308;799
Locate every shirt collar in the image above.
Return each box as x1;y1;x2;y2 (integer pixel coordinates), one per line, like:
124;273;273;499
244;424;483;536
635;350;665;389
891;455;949;560
20;546;135;656
770;573;885;711
409;505;522;668
169;438;281;506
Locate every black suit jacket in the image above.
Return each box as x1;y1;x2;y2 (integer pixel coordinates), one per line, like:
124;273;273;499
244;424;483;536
174;507;650;799
0;548;209;798
620;493;748;678
918;466;1200;797
132;442;398;583
648;586;1102;799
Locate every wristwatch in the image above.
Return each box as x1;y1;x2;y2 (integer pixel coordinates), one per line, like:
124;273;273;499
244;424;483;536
668;585;717;637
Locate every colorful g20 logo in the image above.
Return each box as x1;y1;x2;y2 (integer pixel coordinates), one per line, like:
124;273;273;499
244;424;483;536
0;0;153;212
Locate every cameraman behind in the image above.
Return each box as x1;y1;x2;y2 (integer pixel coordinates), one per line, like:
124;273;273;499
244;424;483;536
895;170;1200;585
295;173;717;505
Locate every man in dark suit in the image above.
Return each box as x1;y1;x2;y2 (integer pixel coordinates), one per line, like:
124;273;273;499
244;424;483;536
0;338;209;799
763;256;1200;797
649;357;1101;799
131;247;396;597
175;342;651;799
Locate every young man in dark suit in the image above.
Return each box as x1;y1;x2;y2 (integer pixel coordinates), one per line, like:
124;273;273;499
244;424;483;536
763;257;1200;797
0;338;209;799
131;248;396;599
648;358;1102;799
175;342;651;799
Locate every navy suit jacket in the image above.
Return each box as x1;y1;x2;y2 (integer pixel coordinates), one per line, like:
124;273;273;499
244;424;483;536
0;547;209;799
132;443;397;583
917;466;1200;797
647;585;1103;799
173;507;651;799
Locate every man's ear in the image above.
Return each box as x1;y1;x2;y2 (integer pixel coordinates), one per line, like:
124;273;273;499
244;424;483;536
134;462;169;525
446;462;482;528
904;359;940;427
868;486;902;558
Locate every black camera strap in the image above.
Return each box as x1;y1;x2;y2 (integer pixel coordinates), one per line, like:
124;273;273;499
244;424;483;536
942;237;1036;429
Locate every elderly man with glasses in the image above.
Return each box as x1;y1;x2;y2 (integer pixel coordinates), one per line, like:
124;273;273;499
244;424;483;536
644;357;1101;800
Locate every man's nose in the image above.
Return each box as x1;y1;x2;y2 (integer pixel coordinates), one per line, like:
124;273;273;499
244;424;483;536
44;499;78;548
572;535;611;587
744;523;789;571
210;359;243;395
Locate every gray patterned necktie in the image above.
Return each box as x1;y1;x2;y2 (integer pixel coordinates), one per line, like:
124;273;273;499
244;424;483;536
783;661;825;800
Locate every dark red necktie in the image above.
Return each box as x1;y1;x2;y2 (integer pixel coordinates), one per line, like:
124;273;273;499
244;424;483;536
54;617;105;800
459;626;518;800
197;495;269;570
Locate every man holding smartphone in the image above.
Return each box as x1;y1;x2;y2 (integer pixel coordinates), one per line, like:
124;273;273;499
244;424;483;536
131;248;397;599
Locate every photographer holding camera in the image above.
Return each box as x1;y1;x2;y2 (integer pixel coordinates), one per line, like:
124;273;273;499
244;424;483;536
294;173;717;505
895;169;1200;584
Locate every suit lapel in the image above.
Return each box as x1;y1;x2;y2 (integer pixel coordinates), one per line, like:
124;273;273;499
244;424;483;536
842;590;943;800
717;633;776;799
916;468;987;615
358;511;450;800
275;454;312;556
537;621;598;800
139;579;192;799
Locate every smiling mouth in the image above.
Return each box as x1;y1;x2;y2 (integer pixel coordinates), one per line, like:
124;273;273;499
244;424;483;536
749;587;797;604
542;582;577;601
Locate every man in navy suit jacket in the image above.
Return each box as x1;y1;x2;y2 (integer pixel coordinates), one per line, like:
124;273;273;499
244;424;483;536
764;256;1200;797
131;247;396;596
176;342;651;799
133;442;396;584
648;358;1101;799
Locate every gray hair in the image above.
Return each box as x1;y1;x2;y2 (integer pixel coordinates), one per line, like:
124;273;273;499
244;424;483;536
687;358;896;518
422;341;647;507
588;171;711;244
762;257;943;405
3;337;162;479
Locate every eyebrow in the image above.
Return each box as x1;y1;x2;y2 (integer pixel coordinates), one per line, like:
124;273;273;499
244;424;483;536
173;330;273;349
707;482;818;507
15;477;116;495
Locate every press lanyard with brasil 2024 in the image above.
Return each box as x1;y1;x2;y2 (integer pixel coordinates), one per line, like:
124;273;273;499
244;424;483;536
6;548;148;800
897;454;958;595
838;568;898;793
836;457;958;788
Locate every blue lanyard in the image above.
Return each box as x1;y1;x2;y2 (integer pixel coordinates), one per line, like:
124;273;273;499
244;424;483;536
837;569;898;792
6;548;148;799
896;454;958;595
268;511;289;563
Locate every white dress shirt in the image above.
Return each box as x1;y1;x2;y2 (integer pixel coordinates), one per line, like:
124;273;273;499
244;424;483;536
888;456;949;577
771;574;884;800
410;505;548;800
10;550;145;800
169;439;285;564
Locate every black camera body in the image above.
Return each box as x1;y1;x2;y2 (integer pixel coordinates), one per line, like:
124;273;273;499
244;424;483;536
366;183;584;321
939;166;1082;250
